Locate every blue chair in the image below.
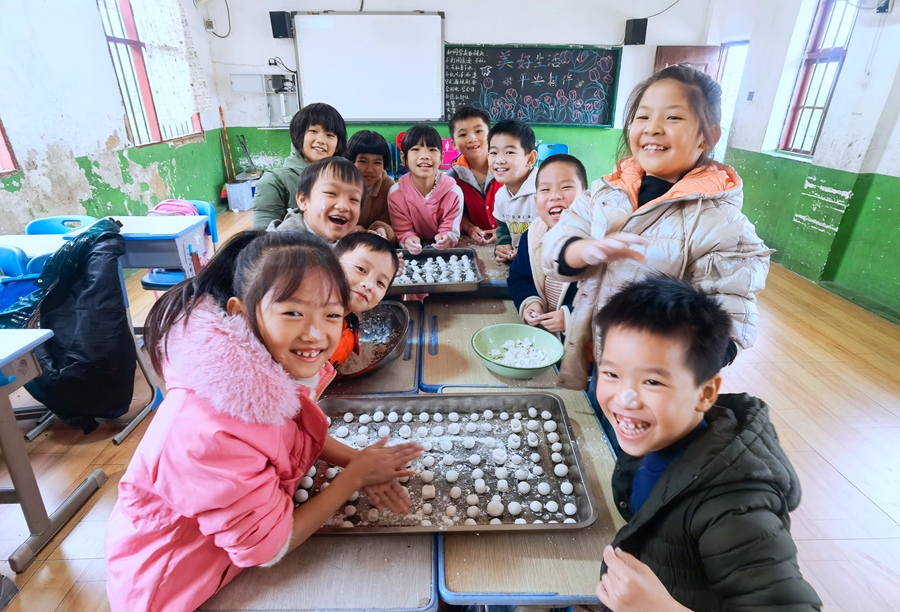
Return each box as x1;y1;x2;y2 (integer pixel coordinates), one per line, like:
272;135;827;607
536;142;570;165
25;215;98;235
0;245;28;277
25;252;51;274
140;201;218;294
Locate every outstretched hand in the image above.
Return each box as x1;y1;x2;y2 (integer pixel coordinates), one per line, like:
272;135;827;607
364;479;411;515
581;233;649;267
346;437;422;489
596;546;687;611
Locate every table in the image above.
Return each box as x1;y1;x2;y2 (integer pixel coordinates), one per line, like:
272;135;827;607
438;387;624;607
200;535;437;612
0;329;107;573
65;215;208;276
0;235;66;260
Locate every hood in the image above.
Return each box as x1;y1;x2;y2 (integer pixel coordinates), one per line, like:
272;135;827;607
161;299;334;426
605;156;742;211
283;145;310;172
450;155;493;190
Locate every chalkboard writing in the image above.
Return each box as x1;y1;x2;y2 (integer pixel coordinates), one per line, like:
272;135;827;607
445;45;621;127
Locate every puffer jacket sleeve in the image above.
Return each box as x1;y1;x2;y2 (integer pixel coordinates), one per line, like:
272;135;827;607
691;483;822;610
387;183;418;245
155;426;294;568
542;191;596;281
688;204;772;351
252;171;291;230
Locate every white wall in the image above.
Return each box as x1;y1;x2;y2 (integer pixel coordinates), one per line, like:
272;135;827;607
198;0;716;129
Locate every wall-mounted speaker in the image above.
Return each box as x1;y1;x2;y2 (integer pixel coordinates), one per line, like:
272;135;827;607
624;18;647;46
270;11;293;38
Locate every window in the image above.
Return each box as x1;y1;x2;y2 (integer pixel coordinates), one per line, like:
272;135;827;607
0;118;17;176
97;0;203;146
780;0;857;155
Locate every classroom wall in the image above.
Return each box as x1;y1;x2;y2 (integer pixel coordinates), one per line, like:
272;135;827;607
724;0;900;316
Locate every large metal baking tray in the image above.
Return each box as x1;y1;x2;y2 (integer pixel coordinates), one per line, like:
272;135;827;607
387;248;485;295
302;393;597;533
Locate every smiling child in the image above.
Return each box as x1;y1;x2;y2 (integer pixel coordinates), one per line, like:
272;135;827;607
488;120;539;265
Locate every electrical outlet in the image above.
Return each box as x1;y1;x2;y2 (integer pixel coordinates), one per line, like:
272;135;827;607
204;18;216;32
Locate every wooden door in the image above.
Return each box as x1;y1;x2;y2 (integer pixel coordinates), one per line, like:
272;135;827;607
654;46;721;77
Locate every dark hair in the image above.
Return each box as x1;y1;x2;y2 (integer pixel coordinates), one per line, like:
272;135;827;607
400;124;443;158
594;276;731;385
296;157;367;210
334;231;401;278
144;230;350;374
345;130;392;169
289;102;348;158
536;154;588;191
618;65;722;166
448;106;491;137
487;119;536;153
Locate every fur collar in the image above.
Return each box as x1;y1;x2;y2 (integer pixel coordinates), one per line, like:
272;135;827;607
162;300;334;426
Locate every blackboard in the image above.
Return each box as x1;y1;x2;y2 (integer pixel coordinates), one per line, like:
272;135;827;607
445;45;621;127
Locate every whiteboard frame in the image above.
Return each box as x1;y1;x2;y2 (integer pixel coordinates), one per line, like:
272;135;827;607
293;12;445;123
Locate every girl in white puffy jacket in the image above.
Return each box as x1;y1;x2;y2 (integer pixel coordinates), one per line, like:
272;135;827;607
543;65;772;390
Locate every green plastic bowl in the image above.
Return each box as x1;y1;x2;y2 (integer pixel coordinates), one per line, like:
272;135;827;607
471;323;565;380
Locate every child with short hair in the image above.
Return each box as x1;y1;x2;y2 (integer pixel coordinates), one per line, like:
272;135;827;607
509;154;588;335
592;276;821;611
489;119;539;265
446;106;501;245
544;65;772;390
345;130;396;242
105;230;422;611
387;124;465;254
331;232;400;367
271;157;365;243
253;102;348;229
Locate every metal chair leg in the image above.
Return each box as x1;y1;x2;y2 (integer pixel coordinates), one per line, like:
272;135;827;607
24;411;57;442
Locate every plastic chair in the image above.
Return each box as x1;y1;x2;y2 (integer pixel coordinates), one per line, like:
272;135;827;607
25;252;51;274
395;131;409;177
536;142;570;165
140;201;217;294
0;245;28;277
440;137;459;171
385;142;396;179
25;215;98;235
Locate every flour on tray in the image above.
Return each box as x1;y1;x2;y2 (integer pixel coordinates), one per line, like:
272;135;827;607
394;254;478;285
490;338;549;368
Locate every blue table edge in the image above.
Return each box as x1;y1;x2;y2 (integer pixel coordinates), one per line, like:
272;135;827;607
0;330;54;369
62;216;208;241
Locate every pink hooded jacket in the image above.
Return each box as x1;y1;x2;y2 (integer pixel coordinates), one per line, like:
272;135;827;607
105;301;333;612
387;173;465;245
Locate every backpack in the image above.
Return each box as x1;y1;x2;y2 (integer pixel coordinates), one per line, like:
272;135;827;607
146;199;198;217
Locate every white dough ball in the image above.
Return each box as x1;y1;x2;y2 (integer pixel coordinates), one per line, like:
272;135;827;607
483;410;494;419
560;481;574;495
466;494;479;505
355;435;368;447
513;412;522;420
432;426;445;436
527;432;539;447
551;442;563;453
464;437;476;449
526;419;540;431
490;518;503;525
417;426;429;438
422;503;433;515
358;426;369;435
551;452;564;463
442;515;455;527
533;519;544;524
518;481;531;494
508;501;522;516
467;505;480;518
512;518;525;524
419;412;430;422
359;414;372;424
487;500;504;517
420;470;435;483
530;501;543;512
497;479;509;492
335;426;349;438
448;412;460;422
531;453;541;462
450;486;462;499
422;485;436;500
554;464;569;477
421;519;432;526
491;494;501;502
368;508;379;521
443;455;455;466
447;423;461;435
307;466;317;478
564;518;576;523
349;490;360;501
543;420;558;433
345;505;357;516
344;412;355;423
465;518;477;525
469;413;479;422
373;411;385;422
446;470;459;482
422;456;435;467
474;478;487;493
327;417;332;425
471;468;484;479
402;412;413;422
445;505;457;517
545;500;559;513
481;423;492;432
499;412;509;421
510;454;524;465
495;466;509;479
378;425;391;438
465;422;478;433
294;489;309;503
508;434;521;450
528;407;538;418
564;503;577;516
388;411;399;422
532;466;544;476
440;440;453;452
398;475;410;483
547;432;560;443
321;482;330;489
492;449;508;465
325;467;337;479
510;419;523;433
469;454;482;466
399;425;412;438
515;469;529;480
537;482;551;496
483;438;497;449
433;413;444;422
541;410;553;420
341;520;354;528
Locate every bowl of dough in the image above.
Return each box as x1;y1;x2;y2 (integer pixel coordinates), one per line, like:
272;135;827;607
471;324;565;380
336;301;410;378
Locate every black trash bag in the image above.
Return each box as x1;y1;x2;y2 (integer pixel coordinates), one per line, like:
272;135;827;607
22;218;136;433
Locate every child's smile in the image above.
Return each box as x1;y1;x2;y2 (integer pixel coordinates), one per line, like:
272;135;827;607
405;143;442;183
488;134;536;193
535;162;584;228
303;124;339;162
296;173;363;241
452;117;489;165
339;245;395;313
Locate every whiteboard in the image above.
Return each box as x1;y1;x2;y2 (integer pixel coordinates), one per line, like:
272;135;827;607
293;13;444;122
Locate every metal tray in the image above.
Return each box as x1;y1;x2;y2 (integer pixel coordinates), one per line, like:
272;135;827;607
387;248;485;295
301;393;598;533
335;301;410;378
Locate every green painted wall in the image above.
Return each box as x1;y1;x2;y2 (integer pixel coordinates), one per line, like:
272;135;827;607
727;147;899;316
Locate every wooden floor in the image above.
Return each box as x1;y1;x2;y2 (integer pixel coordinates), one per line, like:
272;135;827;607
2;209;899;611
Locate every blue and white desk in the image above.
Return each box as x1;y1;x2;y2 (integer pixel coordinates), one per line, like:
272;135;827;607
0;235;66;261
0;329;107;573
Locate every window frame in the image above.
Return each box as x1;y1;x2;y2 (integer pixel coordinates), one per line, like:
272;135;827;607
98;0;202;147
0;118;19;178
780;0;857;156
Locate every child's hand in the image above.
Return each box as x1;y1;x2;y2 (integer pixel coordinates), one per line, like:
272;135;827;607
368;227;388;239
434;233;453;249
494;244;516;264
524;303;545;326
465;226;496;245
582;233;648;267
536;309;566;333
345;437;422;489
395;253;406;277
404;236;423;255
596;546;687;612
364;479;411;515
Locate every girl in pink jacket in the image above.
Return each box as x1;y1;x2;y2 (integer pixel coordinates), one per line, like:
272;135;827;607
105;230;422;612
388;124;465;254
